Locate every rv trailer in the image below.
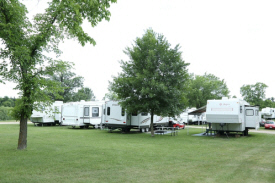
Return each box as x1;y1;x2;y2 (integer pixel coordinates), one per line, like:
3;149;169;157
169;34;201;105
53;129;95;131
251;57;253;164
30;101;63;126
261;107;275;119
176;111;189;124
153;116;173;127
187;108;196;124
206;97;260;136
62;100;105;128
103;101;151;132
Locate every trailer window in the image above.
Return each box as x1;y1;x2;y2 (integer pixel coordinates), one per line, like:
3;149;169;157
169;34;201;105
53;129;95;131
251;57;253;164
84;107;89;116
92;107;99;117
240;106;243;113
121;108;125;116
141;112;148;116
246;109;254;116
132;111;137;116
107;107;110;116
255;110;259;116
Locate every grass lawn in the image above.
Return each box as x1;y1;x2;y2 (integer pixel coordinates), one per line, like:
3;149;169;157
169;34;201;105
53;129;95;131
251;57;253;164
1;125;275;183
0;120;18;122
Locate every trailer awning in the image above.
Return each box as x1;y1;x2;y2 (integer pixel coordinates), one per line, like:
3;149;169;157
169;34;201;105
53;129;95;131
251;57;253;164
188;106;206;115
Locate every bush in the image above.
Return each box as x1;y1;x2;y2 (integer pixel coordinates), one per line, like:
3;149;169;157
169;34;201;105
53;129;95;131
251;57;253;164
0;107;14;120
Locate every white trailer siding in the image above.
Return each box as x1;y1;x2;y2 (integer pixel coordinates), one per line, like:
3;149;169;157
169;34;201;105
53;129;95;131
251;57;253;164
30;101;63;125
62;101;105;128
62;102;85;127
206;99;247;124
261;107;275;119
154;116;170;126
206;98;259;135
104;101;150;131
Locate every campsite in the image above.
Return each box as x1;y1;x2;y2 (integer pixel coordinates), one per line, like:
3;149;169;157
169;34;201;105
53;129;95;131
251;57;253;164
1;1;275;182
1;123;275;183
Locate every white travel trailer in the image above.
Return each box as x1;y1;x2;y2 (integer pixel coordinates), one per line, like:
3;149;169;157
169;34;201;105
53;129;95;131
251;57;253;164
176;112;189;124
191;114;200;124
153;116;173;127
30;101;63;126
261;107;275;119
199;112;207;124
62;100;105;128
206;97;260;136
187;108;196;124
103;101;151;132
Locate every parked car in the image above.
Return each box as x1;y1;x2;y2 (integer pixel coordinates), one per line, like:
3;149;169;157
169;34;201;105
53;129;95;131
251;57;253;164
259;119;266;127
264;121;275;129
173;123;185;129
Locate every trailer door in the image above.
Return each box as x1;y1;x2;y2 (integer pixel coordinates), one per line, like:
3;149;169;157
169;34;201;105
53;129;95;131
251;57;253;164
245;107;259;128
83;106;90;123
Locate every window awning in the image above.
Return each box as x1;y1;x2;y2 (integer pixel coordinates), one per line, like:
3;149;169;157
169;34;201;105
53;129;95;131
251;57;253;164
188;106;206;115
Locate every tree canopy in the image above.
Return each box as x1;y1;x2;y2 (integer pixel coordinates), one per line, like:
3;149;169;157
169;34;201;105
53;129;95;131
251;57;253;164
186;73;230;108
73;87;95;102
240;82;268;108
110;29;189;136
0;0;116;150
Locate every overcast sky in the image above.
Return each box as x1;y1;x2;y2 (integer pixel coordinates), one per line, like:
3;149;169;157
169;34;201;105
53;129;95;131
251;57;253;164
1;0;275;101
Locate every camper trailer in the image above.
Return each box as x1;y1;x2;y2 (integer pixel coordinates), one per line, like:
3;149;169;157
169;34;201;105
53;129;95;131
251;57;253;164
176;112;189;124
30;101;63;126
103;101;151;132
206;97;260;136
187;108;196;124
199;112;207;124
153;116;174;127
261;107;275;119
62;100;105;128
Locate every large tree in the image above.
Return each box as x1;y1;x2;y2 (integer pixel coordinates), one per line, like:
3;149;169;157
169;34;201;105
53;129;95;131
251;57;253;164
49;69;84;102
0;0;116;150
73;87;95;101
240;82;268;108
110;29;189;136
186;73;230;108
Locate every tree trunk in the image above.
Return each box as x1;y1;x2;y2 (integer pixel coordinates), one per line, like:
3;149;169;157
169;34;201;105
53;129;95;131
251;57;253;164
150;110;155;137
17;116;28;150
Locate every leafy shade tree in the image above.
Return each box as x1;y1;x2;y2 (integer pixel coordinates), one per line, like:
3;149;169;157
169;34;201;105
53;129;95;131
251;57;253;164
262;98;275;109
0;0;116;150
73;87;95;102
0;96;16;107
240;82;268;108
49;69;84;102
110;29;190;136
186;73;230;108
103;85;119;101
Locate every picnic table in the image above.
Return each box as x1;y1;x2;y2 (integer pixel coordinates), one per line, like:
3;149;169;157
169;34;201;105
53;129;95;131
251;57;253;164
155;127;179;136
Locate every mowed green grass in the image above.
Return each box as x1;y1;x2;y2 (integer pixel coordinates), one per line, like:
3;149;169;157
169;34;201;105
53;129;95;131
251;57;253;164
1;125;275;183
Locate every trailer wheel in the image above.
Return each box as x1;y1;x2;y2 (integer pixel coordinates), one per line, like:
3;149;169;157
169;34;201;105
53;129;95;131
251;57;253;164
145;128;149;132
141;128;145;133
72;126;75;129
